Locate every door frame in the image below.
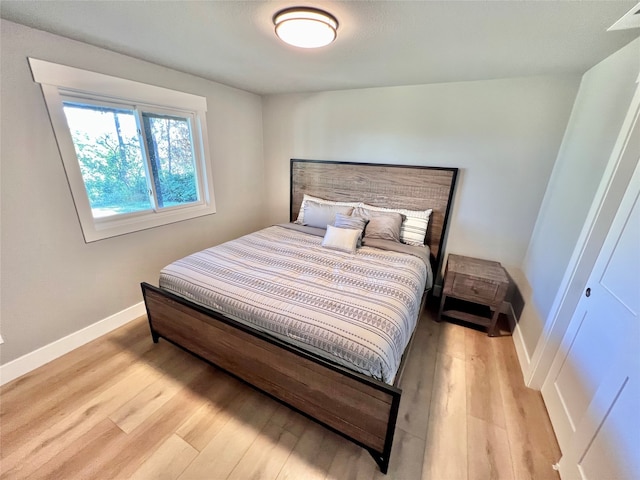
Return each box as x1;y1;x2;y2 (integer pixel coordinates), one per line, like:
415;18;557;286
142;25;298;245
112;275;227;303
526;72;640;389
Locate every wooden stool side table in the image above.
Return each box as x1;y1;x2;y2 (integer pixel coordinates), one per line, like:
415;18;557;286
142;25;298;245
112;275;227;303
438;254;510;336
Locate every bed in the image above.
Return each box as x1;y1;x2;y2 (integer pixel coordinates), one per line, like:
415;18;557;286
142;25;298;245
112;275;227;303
141;159;458;472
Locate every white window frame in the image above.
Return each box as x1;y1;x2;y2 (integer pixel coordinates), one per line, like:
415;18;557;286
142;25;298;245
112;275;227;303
29;58;216;242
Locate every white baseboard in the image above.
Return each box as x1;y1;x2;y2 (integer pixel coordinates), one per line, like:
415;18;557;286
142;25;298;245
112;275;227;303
512;321;532;385
501;266;538;388
0;302;146;386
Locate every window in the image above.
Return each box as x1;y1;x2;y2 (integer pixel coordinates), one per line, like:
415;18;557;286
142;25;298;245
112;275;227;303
62;101;201;218
30;58;216;242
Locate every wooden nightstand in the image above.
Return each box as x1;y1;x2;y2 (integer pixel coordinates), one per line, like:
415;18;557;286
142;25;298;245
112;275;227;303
438;254;509;336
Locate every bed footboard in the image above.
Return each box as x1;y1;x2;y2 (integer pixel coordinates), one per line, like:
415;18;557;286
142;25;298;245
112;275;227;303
141;282;401;473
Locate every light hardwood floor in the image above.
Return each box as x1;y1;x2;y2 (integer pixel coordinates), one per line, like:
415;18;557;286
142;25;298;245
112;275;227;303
0;307;561;479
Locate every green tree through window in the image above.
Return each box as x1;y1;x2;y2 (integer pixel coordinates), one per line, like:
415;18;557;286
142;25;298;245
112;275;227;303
63;103;199;218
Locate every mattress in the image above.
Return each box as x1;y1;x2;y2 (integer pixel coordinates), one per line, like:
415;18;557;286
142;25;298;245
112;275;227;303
159;225;430;384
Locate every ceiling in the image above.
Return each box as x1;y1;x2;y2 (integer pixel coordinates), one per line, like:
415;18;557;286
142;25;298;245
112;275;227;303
1;1;638;95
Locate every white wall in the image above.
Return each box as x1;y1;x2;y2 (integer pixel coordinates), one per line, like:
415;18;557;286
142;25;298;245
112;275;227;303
4;19;628;378
262;76;579;274
0;20;265;364
519;37;640;358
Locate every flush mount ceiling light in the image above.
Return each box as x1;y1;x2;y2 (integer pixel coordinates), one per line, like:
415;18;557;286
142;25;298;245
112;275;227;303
273;7;338;48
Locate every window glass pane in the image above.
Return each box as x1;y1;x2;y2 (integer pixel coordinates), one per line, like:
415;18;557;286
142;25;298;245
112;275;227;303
142;112;199;209
63;103;152;218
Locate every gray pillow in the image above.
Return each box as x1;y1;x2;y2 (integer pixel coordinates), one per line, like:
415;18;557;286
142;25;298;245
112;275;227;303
303;201;354;229
353;207;404;243
334;213;368;247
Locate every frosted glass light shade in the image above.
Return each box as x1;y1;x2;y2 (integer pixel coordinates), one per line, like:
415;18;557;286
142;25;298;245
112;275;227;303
273;7;338;48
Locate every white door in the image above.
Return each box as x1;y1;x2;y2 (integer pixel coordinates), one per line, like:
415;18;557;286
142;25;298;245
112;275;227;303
541;159;640;479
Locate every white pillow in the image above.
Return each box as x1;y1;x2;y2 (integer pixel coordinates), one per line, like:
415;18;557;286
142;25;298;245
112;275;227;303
359;203;433;246
321;225;361;254
296;194;361;225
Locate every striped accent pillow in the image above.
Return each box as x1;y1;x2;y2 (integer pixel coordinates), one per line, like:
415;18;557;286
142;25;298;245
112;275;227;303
359;204;433;246
295;194;361;225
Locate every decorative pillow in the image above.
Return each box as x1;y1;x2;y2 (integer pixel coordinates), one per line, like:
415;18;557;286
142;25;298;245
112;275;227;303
352;207;404;243
321;225;361;254
359;203;433;246
295;194;361;225
302;201;354;229
333;213;368;246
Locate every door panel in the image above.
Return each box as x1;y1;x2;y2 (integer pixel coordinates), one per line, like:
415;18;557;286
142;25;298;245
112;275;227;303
598;198;639;314
553;300;625;432
542;160;639;479
579;375;640;480
560;338;640;479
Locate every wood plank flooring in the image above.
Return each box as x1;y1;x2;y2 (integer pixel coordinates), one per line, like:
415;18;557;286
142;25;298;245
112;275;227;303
0;307;561;479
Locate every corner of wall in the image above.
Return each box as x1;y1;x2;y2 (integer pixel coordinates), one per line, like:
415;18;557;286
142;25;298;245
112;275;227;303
503;265;543;385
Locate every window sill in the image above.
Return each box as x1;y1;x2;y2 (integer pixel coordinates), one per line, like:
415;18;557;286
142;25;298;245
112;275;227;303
81;202;216;242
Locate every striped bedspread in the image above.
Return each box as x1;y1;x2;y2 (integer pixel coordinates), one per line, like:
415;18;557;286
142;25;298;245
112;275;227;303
159;225;428;384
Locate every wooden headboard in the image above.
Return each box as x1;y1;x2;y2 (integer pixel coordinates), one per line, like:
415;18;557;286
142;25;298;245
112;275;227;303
290;159;458;276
